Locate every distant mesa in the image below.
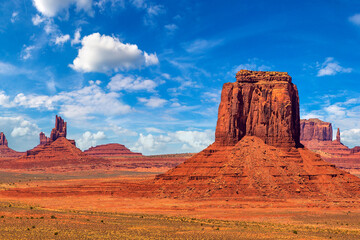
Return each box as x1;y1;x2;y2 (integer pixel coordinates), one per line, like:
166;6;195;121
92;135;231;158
84;143;142;158
300;118;333;142
153;70;360;199
300;118;360;175
0;132;24;158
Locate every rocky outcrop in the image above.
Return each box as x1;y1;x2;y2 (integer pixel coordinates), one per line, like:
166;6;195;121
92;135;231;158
37;115;75;147
300;119;332;142
336;128;341;143
215;70;301;148
153;70;360;199
0;132;8;146
84;143;142;157
39;132;51;145
50;115;67;141
301;118;360;175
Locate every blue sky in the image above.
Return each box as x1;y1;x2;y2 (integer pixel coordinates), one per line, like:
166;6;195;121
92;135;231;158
1;0;360;154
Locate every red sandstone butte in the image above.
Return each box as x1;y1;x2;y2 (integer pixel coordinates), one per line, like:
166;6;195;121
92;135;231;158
153;70;360;199
84;143;142;157
300;118;333;141
215;70;301;148
0;132;24;158
301;118;360;175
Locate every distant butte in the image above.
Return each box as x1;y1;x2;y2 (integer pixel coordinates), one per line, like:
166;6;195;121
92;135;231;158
38;115;75;147
84;143;142;157
2;116;107;170
152;70;360;199
301;118;360;175
0;132;24;158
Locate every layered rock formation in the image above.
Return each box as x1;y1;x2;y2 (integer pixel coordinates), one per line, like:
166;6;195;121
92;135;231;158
84;143;142;157
0;132;24;158
153;70;360;199
37;115;75;147
300;118;360;175
215;70;301;148
50;115;67;141
3;116;106;170
300;118;332;141
6;137;108;169
39;132;51;145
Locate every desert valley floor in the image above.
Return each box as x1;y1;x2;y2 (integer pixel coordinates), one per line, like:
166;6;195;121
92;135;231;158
0;169;359;239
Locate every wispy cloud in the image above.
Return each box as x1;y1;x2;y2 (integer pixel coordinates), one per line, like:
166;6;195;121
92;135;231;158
138;96;167;108
108;74;157;92
183;39;223;53
317;57;352;77
349;13;360;26
230;58;272;75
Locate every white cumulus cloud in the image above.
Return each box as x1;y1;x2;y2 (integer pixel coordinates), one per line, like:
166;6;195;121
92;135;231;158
0;116;40;151
70;33;159;73
0;83;131;120
77;131;106;150
32;0;93;17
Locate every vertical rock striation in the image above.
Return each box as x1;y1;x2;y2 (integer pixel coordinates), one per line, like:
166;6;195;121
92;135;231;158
215;70;301;148
300;119;333;142
50;115;67;141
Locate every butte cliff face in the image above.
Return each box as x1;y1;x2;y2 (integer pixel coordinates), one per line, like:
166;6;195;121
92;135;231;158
215;70;301;148
153;70;360;199
84;143;142;157
301;118;360;175
300;119;333;141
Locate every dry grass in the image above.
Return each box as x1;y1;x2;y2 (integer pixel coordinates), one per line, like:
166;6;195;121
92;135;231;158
0;201;359;239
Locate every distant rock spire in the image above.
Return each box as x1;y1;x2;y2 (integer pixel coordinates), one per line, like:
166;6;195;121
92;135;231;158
38;115;73;146
336;128;341;143
0;132;8;147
